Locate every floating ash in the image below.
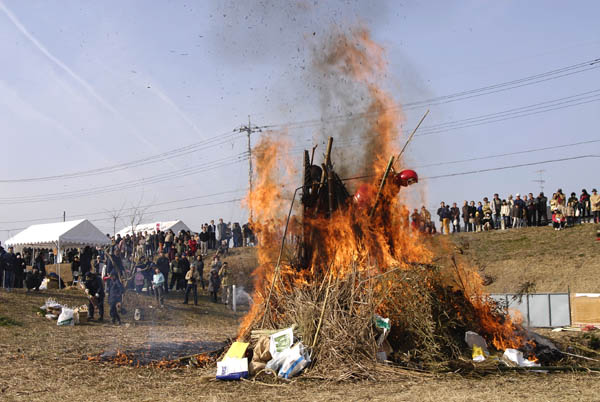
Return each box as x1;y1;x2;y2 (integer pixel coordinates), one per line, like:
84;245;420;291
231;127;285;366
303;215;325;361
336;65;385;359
87;340;227;368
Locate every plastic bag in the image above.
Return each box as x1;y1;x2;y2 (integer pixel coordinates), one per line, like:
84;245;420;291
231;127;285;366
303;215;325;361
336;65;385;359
269;327;293;359
39;278;49;290
57;307;75;326
503;348;539;367
278;343;310;379
265;350;290;372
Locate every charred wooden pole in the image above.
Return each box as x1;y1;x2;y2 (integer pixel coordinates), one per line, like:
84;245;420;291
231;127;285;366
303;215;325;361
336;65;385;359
369;156;395;218
324;137;334;217
324;137;333;167
302;151;311;265
310;144;318;165
327;167;335;217
312;164;328;218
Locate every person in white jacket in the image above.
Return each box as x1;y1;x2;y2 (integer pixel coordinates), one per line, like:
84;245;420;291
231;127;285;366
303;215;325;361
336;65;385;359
500;200;511;230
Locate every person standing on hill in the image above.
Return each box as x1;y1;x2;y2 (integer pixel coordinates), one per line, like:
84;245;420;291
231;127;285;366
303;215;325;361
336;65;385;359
191;254;205;290
450;203;461;233
232;223;243;247
199;226;209;255
208;268;221;303
152;267;165;308
580;189;591;223
500;200;510;230
591;189;600;224
164;230;174;254
536;192;548;226
527;193;537;227
219;262;232;305
437;202;450;235
512;194;525;228
461;201;470;232
156;252;170;294
208;220;216;249
491;194;502;229
183;264;200;305
216;218;227;246
169;254;184;291
566;192;579;227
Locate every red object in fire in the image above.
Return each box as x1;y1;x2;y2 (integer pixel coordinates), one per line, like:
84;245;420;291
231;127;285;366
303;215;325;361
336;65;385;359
353;183;376;209
393;169;418;187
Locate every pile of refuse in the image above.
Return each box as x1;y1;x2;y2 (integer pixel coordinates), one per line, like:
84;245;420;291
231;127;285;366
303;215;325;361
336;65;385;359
216;326;310;380
38;298;87;326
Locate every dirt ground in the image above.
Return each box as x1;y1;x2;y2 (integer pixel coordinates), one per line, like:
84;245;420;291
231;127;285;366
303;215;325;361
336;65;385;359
1;284;599;402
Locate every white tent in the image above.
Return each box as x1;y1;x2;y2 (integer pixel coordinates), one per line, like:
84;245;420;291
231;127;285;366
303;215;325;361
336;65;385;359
116;220;191;237
5;219;109;262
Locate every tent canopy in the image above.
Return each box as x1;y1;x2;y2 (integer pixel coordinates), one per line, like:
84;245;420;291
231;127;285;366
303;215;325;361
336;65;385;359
116;220;191;237
5;219;110;249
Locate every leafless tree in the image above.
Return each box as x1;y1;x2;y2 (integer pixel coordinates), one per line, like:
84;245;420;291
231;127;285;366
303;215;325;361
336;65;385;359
105;201;126;236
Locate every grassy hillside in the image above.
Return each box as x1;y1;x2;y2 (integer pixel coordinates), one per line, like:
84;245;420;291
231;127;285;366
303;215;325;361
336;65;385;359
449;224;600;293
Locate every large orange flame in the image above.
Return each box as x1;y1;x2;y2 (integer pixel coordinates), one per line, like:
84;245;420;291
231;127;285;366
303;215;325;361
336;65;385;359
238;26;523;354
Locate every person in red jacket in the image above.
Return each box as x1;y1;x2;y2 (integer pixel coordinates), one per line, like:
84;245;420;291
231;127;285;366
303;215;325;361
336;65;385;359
552;209;566;231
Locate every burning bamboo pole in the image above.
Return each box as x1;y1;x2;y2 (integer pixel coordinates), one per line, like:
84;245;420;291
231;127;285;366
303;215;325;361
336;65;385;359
260;185;303;328
368;156;395;218
394;109;429;169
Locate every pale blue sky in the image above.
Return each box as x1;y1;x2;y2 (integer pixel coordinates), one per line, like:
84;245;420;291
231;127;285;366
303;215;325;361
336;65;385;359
1;0;599;240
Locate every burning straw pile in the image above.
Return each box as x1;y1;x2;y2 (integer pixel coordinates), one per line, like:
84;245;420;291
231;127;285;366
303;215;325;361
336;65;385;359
236;28;529;380
237;135;524;380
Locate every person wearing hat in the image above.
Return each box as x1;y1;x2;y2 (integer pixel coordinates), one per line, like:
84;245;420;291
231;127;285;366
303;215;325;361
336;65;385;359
84;271;104;322
591;189;600;224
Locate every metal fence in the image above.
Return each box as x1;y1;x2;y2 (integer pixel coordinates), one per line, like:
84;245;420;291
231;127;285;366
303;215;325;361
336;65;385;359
490;293;571;328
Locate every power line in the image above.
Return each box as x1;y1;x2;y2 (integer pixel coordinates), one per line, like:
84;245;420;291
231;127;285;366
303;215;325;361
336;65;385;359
0;188;248;224
414;139;600;168
422;155;600;180
0;130;243;183
263;57;600;131
0;197;245;234
0;153;249;204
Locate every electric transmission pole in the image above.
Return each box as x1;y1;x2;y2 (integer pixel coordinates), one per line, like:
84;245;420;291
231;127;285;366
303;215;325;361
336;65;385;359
234;116;264;221
533;169;546;193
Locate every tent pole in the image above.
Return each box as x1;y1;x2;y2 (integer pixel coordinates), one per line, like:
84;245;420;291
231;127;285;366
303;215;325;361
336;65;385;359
57;241;61;290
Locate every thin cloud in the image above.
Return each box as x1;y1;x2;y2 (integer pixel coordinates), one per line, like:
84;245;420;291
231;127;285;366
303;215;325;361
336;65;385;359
0;1;158;150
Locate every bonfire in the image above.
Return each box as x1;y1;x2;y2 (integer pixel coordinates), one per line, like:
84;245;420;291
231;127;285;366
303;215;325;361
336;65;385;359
236;28;536;380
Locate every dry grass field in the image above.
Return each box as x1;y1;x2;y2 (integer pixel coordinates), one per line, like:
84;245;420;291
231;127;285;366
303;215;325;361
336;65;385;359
1;233;600;401
450;224;600;293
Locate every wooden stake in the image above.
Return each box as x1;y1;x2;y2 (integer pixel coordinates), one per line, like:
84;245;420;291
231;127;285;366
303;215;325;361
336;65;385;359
369;156;395;218
395;109;429;169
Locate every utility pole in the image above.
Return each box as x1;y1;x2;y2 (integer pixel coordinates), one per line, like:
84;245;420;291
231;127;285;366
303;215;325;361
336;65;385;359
533;169;546;193
63;211;66;222
234;116;264;221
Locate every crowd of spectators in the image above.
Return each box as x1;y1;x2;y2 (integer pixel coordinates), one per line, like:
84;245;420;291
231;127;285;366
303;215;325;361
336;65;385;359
0;218;255;307
411;188;600;234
